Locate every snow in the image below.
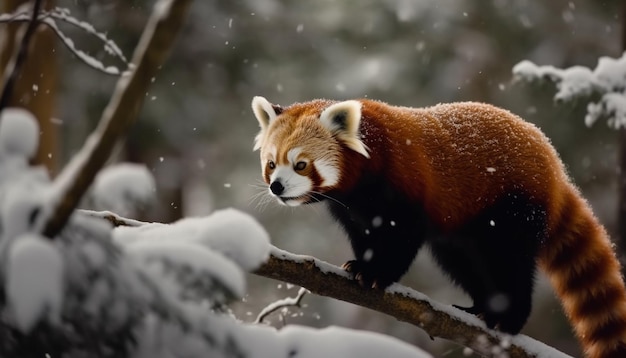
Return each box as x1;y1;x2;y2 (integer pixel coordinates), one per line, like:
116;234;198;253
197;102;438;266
81;209;145;227
92;163;156;216
272;325;432;358
114;208;270;271
269;246;351;277
126;239;247;298
389;283;573;357
112;214;436;357
6;234;64;333
511;335;574;358
1;178;48;244
0;108;40;159
188;208;270;270
588;92;626;128
594;54;626;92
513;52;626;128
112;208;271;303
134;311;432;358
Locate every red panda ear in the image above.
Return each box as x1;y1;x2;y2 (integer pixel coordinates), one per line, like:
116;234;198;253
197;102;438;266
252;96;282;151
252;96;282;129
320;101;370;158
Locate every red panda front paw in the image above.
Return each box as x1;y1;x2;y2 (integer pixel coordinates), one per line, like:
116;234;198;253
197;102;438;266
341;259;360;273
341;260;392;289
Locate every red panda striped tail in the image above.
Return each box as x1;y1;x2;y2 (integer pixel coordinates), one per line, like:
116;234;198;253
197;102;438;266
541;185;626;358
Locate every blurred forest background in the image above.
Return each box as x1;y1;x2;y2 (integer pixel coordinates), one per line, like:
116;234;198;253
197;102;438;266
1;0;622;356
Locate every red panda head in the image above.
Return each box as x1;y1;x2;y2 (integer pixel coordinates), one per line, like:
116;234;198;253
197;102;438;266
251;96;370;206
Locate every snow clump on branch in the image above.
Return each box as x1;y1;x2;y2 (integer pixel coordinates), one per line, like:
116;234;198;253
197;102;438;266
513;52;626;128
91;163;156;217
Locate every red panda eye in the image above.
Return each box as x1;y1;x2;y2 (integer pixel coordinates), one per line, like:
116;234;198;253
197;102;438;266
268;160;276;170
295;161;307;171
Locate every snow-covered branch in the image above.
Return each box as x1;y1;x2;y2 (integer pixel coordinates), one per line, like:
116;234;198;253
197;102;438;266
38;0;193;239
255;287;309;324
0;7;128;75
90;210;570;358
513;53;626;128
99;209;430;358
254;248;571;358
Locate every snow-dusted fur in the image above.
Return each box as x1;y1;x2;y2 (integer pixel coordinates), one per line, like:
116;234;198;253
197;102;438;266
252;96;626;357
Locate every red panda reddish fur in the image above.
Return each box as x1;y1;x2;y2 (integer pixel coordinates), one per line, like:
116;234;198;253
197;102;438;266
252;97;626;358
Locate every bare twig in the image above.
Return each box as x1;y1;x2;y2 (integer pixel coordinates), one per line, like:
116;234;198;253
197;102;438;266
0;0;44;112
39;0;192;238
255;287;309;324
1;8;129;75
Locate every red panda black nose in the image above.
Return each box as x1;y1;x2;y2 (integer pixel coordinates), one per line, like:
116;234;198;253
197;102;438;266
270;181;285;195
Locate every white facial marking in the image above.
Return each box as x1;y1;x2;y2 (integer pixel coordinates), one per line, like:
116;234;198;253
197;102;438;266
269;165;312;200
287;147;303;164
314;158;339;187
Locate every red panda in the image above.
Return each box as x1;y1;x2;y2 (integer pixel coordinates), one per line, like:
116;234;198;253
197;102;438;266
251;96;626;358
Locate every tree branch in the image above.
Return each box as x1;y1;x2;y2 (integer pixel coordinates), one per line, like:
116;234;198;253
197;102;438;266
1;9;129;75
254;248;572;358
38;0;192;238
255;287;309;324
0;0;44;111
84;209;571;358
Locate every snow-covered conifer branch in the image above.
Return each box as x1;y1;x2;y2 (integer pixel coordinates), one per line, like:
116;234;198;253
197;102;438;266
38;0;193;239
513;53;626;128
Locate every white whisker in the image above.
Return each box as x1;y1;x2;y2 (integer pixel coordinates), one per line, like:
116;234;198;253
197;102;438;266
247;181;276;213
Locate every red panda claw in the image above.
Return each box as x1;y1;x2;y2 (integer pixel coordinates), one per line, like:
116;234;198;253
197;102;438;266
355;272;363;283
341;260;358;273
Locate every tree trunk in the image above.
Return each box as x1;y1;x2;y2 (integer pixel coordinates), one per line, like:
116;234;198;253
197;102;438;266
0;0;58;174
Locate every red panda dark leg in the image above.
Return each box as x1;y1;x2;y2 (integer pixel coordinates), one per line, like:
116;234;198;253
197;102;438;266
429;192;546;334
326;178;430;289
332;206;428;289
